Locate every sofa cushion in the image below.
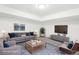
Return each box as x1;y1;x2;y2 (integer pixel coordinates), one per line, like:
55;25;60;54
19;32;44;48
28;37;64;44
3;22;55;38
10;37;26;43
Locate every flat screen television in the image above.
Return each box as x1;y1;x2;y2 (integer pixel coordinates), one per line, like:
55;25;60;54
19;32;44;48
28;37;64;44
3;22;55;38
55;25;68;34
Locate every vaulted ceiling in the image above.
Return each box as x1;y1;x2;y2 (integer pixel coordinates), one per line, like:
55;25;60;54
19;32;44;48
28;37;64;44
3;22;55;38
0;4;79;21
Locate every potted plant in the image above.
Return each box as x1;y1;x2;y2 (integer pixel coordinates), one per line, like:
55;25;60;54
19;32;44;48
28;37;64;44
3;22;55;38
40;27;45;37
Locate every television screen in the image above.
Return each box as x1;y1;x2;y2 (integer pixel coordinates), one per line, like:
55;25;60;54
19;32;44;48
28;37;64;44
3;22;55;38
55;25;68;34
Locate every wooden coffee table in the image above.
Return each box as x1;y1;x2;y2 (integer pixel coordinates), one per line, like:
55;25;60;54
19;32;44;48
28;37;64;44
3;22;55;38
25;40;46;54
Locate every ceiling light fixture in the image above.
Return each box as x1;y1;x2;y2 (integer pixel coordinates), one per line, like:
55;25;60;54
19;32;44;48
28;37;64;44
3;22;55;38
35;4;48;9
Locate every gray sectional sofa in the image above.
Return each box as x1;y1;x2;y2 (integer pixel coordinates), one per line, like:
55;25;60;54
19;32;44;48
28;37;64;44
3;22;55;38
8;32;36;43
50;34;69;42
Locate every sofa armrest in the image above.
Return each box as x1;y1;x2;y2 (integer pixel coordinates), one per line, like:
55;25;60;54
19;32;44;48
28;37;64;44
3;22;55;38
59;43;76;54
0;45;21;55
5;40;16;46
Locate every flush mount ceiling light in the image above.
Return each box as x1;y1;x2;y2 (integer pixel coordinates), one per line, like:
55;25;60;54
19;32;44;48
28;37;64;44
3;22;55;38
35;4;48;9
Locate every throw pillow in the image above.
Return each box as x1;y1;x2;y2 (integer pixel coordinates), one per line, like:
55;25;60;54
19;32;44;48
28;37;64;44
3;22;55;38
8;33;16;38
67;41;73;49
3;41;10;48
30;32;34;36
26;33;30;36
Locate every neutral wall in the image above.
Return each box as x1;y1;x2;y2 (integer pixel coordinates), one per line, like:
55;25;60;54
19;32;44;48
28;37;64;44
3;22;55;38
0;13;41;37
0;12;79;42
43;15;79;41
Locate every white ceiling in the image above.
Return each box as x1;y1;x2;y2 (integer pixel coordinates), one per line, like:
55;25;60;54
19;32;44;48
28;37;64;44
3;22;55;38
1;4;79;21
2;4;79;17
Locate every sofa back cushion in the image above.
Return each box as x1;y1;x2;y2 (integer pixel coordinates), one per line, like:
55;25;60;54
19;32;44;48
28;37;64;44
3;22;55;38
9;32;35;38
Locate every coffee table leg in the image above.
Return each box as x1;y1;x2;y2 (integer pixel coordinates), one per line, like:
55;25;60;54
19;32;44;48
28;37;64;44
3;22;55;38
45;43;47;48
30;52;32;54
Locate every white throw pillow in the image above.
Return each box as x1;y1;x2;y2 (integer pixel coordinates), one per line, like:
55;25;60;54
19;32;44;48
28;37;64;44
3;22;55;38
0;32;10;40
21;35;26;37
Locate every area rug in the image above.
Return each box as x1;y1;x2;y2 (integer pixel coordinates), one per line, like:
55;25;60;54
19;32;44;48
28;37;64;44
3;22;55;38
17;43;66;55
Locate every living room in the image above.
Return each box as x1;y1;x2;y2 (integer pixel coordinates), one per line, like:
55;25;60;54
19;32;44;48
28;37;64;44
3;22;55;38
0;4;79;55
